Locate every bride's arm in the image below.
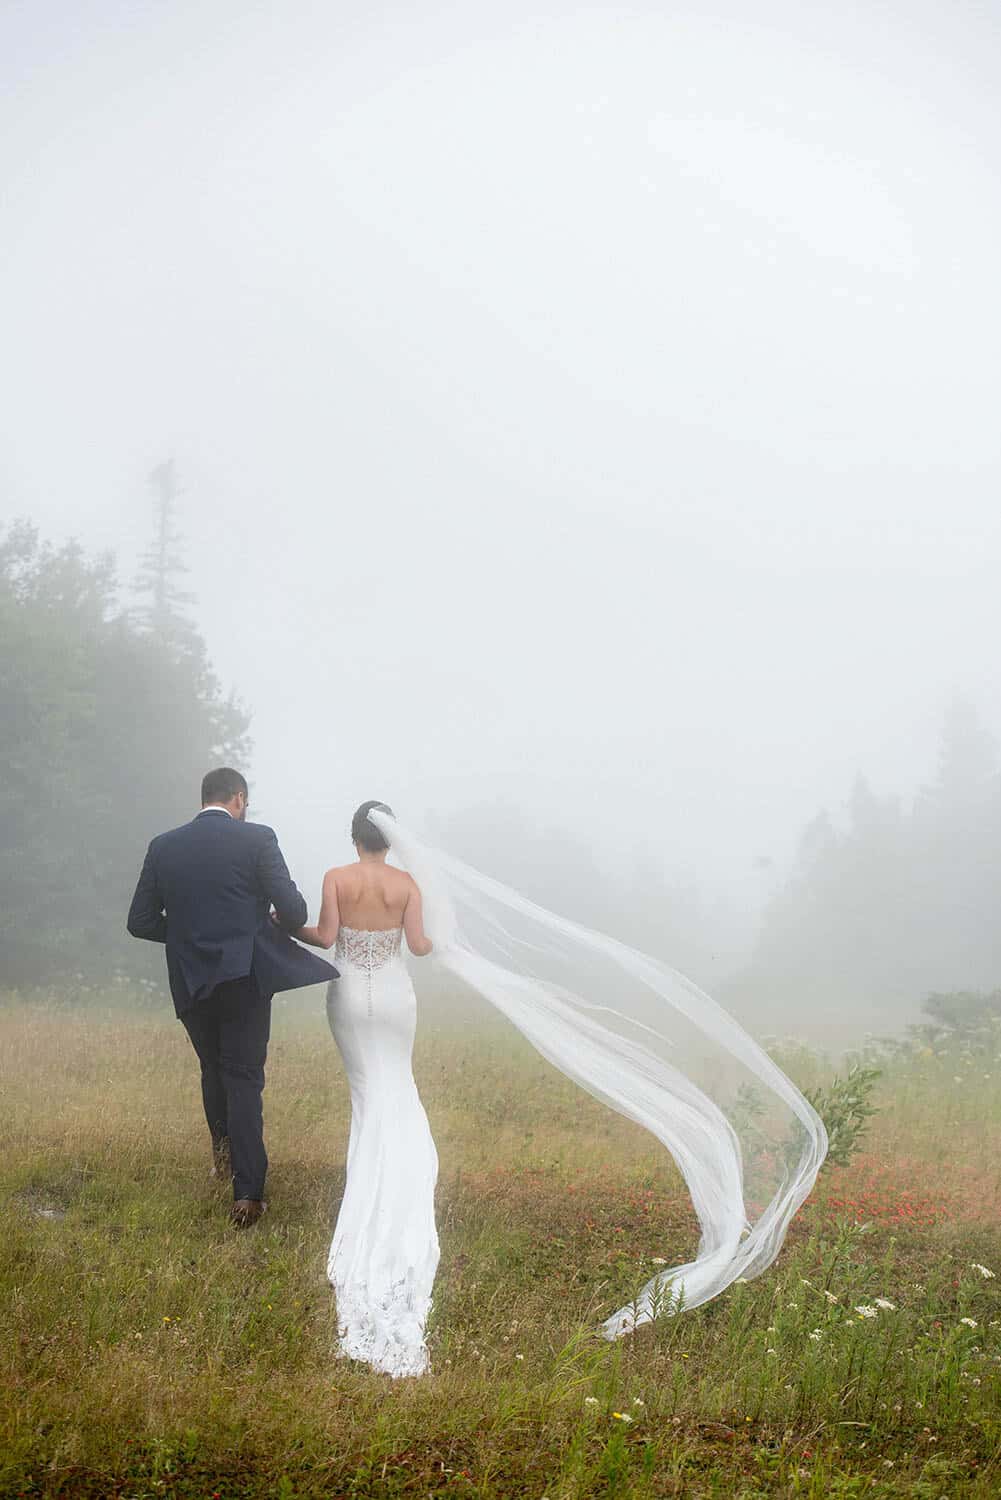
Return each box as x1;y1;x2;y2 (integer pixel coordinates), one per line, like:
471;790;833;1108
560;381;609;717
295;869;340;949
403;879;433;957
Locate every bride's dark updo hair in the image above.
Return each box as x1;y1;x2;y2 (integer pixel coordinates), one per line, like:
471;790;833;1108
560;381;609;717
352;799;394;853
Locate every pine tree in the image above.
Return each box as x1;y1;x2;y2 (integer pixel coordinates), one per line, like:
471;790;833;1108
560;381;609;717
134;458;195;651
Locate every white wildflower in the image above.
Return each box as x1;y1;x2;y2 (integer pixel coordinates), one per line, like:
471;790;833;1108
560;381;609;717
651;1257;668;1266
874;1298;896;1310
808;1330;823;1342
972;1263;995;1280
514;1352;524;1360
612;1411;633;1423
632;1398;645;1406
584;1397;599;1407
960;1317;978;1329
766;1348;776;1355
823;1291;839;1304
855;1305;878;1319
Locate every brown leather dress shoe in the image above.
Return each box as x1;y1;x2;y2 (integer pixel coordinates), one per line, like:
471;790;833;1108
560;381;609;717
230;1198;267;1228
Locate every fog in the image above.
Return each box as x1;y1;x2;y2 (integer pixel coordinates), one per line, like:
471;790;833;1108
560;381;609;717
3;1;1000;1021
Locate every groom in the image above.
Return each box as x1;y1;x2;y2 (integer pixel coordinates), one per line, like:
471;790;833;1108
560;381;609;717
126;768;338;1225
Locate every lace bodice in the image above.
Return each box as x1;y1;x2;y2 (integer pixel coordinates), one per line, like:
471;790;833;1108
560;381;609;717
335;925;403;971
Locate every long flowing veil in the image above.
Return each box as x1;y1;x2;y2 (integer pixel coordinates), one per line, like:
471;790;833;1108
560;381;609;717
368;809;827;1337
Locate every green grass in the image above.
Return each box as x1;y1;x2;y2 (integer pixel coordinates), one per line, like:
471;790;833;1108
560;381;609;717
2;994;1000;1497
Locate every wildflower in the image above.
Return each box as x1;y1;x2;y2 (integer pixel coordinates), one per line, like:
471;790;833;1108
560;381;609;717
855;1305;878;1319
584;1397;599;1407
972;1263;995;1279
808;1330;823;1342
960;1318;978;1329
632;1398;645;1407
766;1348;776;1355
612;1412;633;1423
823;1291;838;1303
874;1298;896;1310
786;1302;798;1310
514;1353;524;1360
652;1257;668;1266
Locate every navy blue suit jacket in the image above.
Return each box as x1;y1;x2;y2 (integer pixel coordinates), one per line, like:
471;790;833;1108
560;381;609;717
127;810;337;1015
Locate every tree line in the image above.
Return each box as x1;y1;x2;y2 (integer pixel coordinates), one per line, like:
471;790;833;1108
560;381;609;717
730;697;1001;1035
0;465;248;989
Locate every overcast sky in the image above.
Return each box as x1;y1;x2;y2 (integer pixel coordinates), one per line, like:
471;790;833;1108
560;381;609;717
3;0;999;917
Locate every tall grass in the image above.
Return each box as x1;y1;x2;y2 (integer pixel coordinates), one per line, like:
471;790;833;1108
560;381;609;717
2;994;1000;1497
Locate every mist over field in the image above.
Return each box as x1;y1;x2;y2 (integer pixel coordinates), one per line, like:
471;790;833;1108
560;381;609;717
6;12;1001;1497
2;0;1000;1041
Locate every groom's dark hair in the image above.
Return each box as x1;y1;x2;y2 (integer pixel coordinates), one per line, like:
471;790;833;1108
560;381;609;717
352;800;393;852
201;767;249;806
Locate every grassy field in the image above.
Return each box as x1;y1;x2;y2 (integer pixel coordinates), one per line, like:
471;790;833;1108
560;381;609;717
2;992;1001;1499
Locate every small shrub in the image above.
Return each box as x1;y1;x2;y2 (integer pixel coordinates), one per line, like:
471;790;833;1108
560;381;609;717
806;1063;881;1168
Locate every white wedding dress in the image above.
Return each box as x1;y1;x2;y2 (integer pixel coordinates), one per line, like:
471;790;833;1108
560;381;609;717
325;926;439;1378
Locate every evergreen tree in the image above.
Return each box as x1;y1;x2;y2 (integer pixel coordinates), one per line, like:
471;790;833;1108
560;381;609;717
133;458;195;650
0;516;249;992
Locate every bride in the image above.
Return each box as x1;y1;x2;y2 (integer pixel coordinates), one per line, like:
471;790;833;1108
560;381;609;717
296;801;438;1378
298;800;828;1379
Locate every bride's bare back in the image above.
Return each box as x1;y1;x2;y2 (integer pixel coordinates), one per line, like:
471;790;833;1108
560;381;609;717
333;860;414;931
297;852;432;956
